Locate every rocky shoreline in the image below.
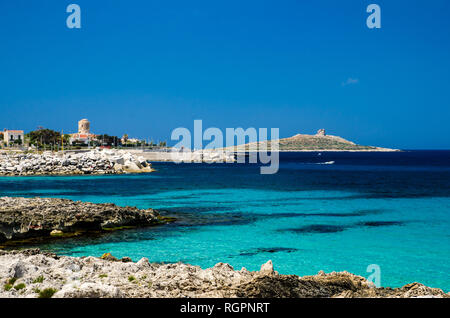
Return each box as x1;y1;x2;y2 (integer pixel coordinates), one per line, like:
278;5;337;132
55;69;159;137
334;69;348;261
0;249;448;298
0;197;448;298
0;149;153;176
0;197;167;243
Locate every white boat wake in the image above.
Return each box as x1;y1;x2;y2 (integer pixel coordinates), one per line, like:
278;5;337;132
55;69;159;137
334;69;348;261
316;161;335;165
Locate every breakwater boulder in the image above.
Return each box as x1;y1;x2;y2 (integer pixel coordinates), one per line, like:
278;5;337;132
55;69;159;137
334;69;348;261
0;197;163;242
0;251;447;298
0;149;153;176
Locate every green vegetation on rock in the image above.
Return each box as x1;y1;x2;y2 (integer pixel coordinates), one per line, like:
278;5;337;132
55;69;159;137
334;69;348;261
38;288;57;298
33;276;44;284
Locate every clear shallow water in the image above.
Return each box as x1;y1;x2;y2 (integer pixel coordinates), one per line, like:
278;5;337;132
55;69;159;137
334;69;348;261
1;151;449;291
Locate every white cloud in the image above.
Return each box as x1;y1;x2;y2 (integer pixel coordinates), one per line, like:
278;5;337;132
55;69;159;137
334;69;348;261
342;78;359;86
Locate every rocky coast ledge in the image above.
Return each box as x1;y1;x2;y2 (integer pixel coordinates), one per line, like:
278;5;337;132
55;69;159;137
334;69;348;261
0;149;153;176
0;250;448;298
0;197;169;243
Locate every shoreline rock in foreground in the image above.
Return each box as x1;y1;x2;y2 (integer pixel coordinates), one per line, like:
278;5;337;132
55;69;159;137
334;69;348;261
0;250;447;298
0;149;153;176
0;197;165;243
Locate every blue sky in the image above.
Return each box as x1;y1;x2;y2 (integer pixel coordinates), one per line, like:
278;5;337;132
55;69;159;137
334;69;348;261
0;0;449;149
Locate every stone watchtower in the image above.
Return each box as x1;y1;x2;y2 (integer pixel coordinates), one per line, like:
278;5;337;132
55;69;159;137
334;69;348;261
78;119;90;135
316;129;326;136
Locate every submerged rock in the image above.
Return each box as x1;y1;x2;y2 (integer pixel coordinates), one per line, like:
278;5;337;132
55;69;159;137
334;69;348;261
0;250;447;298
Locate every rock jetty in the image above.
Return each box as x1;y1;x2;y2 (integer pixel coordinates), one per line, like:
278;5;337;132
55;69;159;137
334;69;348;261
0;197;164;242
0;149;153;176
0;250;447;298
130;149;236;163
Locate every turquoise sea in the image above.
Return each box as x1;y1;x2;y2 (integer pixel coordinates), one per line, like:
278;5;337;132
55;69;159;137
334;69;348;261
1;151;449;291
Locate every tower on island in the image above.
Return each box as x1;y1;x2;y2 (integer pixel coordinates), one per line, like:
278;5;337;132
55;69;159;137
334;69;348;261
316;129;326;136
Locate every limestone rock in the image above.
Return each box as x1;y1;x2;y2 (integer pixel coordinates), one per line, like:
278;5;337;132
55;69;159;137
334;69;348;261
53;282;123;298
0;250;448;298
0;149;154;176
260;260;274;275
50;230;64;237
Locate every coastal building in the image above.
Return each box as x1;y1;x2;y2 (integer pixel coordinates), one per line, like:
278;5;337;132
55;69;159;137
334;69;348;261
2;129;24;146
127;138;141;144
69;119;98;145
121;134;141;145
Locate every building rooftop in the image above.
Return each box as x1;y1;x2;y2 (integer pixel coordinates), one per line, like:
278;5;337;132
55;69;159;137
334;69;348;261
3;129;24;133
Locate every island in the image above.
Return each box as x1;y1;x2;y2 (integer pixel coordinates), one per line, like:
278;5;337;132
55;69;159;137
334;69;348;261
223;129;399;152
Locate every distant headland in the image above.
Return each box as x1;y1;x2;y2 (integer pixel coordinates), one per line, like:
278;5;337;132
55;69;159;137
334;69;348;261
224;129;399;152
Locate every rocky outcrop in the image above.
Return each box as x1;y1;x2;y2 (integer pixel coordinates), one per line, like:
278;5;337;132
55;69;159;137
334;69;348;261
0;250;447;298
0;149;153;176
0;197;164;242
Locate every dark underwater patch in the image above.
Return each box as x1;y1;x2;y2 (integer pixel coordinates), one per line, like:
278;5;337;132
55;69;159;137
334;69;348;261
239;247;299;257
283;224;348;234
164;195;201;200
280;219;405;235
312;208;384;217
309;212;363;217
159;208;388;230
358;221;404;227
161;211;257;227
352;209;385;216
160;206;233;213
263;208;383;219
